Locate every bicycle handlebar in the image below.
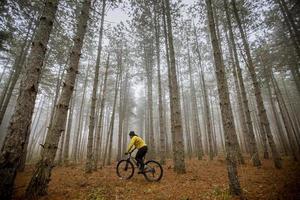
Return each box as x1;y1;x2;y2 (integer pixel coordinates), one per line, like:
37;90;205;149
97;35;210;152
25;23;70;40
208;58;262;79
125;148;137;157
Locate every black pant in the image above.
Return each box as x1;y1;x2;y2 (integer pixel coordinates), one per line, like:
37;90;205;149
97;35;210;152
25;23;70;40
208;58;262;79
135;146;148;170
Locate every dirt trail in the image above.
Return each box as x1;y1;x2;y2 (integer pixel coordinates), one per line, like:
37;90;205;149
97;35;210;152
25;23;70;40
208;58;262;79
14;157;300;200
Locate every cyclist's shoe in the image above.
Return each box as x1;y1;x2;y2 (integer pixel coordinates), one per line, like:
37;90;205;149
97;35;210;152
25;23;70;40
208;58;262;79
137;168;144;174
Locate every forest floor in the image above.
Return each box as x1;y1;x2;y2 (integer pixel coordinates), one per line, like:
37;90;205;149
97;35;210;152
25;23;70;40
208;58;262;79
13;156;300;200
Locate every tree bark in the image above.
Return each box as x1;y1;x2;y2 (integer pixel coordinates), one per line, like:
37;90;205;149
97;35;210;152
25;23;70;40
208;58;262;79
103;73;120;166
116;54;125;161
231;0;282;169
272;75;300;161
154;2;166;165
94;55;109;170
85;0;106;173
0;21;35;125
25;0;92;197
73;67;89;162
0;1;58;199
144;41;155;159
224;0;261;164
188;33;204;159
205;0;242;195
223;17;249;154
266;79;289;155
63;85;76;166
162;2;172;158
178;67;192;159
164;0;185;173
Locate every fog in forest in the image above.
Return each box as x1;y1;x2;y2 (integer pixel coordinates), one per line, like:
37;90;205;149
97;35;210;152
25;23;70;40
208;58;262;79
0;0;299;199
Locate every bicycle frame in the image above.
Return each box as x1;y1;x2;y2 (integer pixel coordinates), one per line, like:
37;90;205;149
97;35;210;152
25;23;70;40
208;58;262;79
126;149;148;169
126;150;140;167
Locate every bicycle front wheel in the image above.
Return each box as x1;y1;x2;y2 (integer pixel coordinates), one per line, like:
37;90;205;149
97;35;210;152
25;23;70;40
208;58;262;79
143;160;163;182
116;159;134;180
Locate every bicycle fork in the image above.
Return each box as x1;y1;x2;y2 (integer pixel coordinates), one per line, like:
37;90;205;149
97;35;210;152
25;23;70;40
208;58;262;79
125;159;130;171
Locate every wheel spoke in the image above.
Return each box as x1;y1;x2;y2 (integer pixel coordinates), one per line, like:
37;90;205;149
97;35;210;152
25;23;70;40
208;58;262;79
116;160;134;179
143;160;163;182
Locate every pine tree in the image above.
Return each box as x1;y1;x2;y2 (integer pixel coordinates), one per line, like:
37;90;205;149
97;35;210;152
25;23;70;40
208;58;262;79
164;0;185;173
25;0;92;197
205;0;242;195
0;0;59;199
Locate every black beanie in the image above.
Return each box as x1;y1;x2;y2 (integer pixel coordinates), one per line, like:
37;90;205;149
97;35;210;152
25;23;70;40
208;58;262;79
129;131;135;136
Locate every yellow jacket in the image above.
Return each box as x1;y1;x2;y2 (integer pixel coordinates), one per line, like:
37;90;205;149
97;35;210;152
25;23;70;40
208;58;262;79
127;135;147;153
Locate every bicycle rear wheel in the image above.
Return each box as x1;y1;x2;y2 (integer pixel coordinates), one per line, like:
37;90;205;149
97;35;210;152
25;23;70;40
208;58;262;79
116;159;134;179
143;160;163;182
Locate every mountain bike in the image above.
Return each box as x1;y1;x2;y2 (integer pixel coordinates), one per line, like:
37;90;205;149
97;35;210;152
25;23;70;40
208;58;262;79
116;150;163;182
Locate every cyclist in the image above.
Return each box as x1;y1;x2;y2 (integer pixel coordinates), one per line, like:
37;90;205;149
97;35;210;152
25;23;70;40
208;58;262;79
125;131;148;173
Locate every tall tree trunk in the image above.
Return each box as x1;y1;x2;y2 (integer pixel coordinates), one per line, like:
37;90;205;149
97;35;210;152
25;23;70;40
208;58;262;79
223;17;249;154
164;0;185;173
0;21;35;125
19;97;45;171
0;59;10;84
272;75;300;161
73;67;89;162
154;2;166;164
281;76;300;143
276;0;300;58
209;93;218;155
223;0;260;165
0;1;58;199
107;76;119;166
47;63;66;135
103;73;120;166
0;69;13;119
205;0;242;195
25;0;92;197
188;34;204;159
94;56;109;170
192;36;214;160
178;67;192;159
261;59;290;156
122;74;130;156
63;85;76;165
231;0;282;169
122;92;130;156
116;54;125;161
144;42;155;159
57;129;65;165
183;93;193;159
85;0;106;173
266;79;289;155
162;3;172;158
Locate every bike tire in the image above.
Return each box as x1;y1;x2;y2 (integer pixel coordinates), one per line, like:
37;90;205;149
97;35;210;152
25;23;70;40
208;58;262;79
116;159;135;180
143;160;163;182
